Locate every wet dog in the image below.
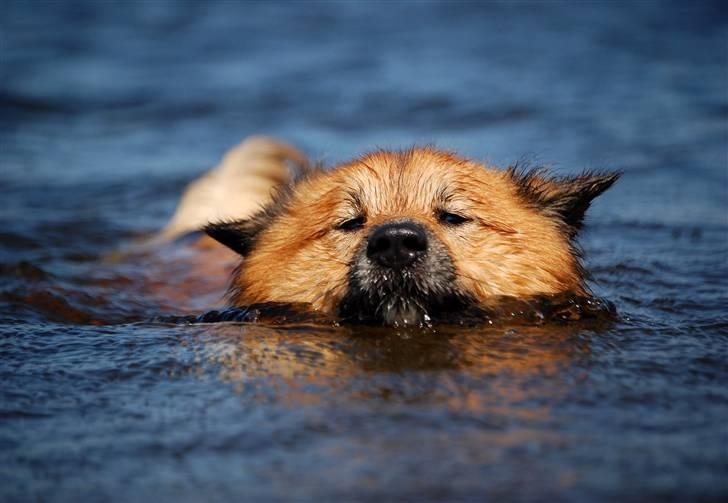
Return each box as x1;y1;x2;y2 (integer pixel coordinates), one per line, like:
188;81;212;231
176;137;618;326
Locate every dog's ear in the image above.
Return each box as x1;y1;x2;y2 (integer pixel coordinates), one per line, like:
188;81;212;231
204;219;262;256
510;166;620;235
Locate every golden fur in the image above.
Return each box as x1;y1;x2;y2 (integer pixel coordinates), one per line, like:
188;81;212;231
204;144;618;322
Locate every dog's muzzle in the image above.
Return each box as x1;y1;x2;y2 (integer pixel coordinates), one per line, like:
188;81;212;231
339;219;464;325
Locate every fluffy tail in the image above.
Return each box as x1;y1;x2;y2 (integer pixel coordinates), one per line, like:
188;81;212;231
159;136;308;241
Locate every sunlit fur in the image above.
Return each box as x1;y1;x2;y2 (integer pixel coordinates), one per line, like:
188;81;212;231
208;147;617;324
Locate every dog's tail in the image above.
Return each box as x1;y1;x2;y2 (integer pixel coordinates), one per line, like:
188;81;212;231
159;136;309;241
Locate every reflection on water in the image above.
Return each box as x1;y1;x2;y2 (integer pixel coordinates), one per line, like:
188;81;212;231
2;1;727;501
196;323;592;410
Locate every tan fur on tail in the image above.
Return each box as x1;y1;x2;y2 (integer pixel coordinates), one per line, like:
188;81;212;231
160;136;308;241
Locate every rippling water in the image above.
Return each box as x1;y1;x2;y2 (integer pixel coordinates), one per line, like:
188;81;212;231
2;1;727;501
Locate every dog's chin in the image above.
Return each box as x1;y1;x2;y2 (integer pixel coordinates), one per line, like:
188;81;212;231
337;271;467;326
377;298;430;326
338;287;470;326
338;290;428;326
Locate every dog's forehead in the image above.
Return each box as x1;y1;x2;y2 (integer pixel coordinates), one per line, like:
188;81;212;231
339;151;483;213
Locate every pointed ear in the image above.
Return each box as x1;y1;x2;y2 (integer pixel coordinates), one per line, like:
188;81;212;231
204;220;261;256
510;167;620;235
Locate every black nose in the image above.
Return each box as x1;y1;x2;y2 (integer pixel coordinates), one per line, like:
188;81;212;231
367;222;428;269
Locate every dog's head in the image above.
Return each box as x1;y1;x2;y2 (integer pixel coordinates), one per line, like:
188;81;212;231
207;148;618;325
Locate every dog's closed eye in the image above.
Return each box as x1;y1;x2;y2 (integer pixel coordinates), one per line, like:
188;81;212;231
338;216;366;231
436;210;471;226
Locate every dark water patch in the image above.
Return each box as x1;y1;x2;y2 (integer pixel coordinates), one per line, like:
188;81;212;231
0;232;43;252
0;91;69;115
0;261;51;281
1;289;113;325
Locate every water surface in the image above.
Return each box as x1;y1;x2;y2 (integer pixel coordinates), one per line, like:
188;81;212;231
2;1;727;501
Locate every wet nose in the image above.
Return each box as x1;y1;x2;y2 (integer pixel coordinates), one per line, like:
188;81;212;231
367;222;428;269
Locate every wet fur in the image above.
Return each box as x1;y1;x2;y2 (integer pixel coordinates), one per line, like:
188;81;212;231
206;147;618;325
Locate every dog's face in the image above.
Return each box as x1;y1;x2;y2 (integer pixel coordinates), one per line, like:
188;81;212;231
207;148;618;325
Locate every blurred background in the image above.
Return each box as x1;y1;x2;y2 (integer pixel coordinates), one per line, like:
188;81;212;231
2;1;727;501
3;1;726;232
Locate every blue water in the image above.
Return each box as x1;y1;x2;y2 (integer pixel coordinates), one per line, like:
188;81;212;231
2;1;727;501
